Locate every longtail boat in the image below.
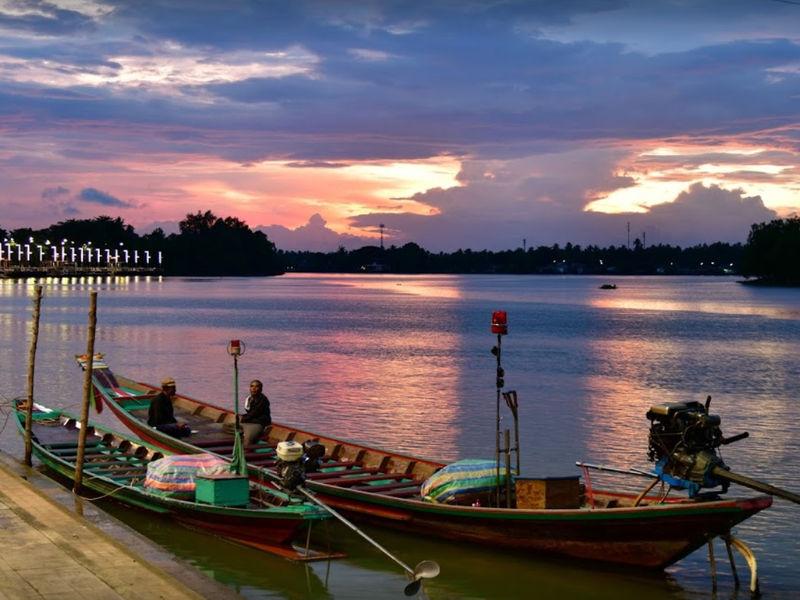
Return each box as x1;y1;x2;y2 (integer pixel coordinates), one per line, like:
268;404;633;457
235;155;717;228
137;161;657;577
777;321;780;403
79;356;772;569
14;401;334;560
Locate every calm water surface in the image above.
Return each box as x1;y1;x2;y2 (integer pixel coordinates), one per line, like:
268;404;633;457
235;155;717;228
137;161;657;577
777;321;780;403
0;274;798;599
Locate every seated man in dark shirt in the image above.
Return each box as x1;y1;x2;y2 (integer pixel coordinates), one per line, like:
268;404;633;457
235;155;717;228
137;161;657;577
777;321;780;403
224;379;271;446
147;377;191;438
241;379;271;445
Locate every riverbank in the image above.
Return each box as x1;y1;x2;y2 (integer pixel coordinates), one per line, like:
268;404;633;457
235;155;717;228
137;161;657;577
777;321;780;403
0;452;238;599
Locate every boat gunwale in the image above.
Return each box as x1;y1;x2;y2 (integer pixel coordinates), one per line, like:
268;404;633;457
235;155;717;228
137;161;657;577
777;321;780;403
90;369;773;521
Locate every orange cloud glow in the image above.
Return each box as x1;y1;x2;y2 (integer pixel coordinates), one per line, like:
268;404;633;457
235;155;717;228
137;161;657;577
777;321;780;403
585;142;800;215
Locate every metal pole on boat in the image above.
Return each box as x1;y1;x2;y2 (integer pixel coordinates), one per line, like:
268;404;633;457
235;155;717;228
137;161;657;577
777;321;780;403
495;335;501;508
491;311;508;508
227;340;247;476
24;284;43;466
295;486;440;596
74;291;97;493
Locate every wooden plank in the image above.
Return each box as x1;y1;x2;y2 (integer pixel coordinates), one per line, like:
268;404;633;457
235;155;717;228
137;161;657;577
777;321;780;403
317;460;360;470
350;480;419;493
104;473;147;481
322;473;411;487
306;468;377;480
84;465;147;474
48;444;106;455
45;441;103;451
79;459;147;468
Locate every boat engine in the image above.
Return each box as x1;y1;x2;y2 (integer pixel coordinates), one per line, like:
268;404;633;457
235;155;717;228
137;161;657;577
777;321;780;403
647;398;800;504
301;441;326;474
647;399;742;496
276;441;306;491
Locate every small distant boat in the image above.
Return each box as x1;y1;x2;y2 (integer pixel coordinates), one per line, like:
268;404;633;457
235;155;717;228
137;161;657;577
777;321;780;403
78;356;774;570
14;401;334;560
599;283;617;290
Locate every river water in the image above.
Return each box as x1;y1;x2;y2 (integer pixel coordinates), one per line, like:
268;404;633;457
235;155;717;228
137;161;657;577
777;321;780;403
0;274;798;599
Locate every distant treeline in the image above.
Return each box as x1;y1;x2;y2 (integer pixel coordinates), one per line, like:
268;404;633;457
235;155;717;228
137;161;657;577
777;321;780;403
281;241;744;276
3;214;798;283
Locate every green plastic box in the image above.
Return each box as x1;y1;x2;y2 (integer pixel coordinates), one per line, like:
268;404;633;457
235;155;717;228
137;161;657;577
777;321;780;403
194;473;250;507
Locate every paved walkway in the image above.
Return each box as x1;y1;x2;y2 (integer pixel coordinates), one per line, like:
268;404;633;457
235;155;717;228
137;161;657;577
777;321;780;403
0;455;229;600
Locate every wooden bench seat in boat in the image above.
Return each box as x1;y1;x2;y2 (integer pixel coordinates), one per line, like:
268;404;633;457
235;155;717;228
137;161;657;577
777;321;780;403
350;480;419;493
317;473;414;487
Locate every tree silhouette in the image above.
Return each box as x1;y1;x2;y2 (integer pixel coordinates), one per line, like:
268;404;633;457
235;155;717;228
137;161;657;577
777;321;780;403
742;217;800;284
167;211;281;275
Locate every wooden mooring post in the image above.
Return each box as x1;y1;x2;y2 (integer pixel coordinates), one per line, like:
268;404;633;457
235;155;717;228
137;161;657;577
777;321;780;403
73;291;98;493
24;285;43;466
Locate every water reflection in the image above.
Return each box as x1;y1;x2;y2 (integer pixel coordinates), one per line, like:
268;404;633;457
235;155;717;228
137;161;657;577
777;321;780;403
0;274;798;598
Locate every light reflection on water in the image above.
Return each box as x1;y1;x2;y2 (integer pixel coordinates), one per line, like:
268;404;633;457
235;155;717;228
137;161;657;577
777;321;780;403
1;274;798;599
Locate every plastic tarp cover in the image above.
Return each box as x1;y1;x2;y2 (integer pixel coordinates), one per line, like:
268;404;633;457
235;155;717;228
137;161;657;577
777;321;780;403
421;459;507;503
144;454;230;499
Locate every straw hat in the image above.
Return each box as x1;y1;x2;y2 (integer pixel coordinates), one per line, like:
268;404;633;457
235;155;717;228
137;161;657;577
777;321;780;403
161;377;176;387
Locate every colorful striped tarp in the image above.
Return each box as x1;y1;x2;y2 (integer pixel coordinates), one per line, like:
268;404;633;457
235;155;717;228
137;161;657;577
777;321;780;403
144;454;230;499
421;459;509;503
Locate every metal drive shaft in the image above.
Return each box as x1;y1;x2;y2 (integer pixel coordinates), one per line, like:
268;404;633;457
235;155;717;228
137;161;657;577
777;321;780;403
712;466;800;505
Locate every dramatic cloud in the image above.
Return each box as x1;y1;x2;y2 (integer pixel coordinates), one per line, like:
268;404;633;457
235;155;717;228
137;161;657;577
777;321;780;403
1;1;800;247
644;183;777;245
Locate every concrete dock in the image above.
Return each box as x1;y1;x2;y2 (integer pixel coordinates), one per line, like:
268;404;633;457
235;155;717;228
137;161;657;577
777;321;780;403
0;453;238;599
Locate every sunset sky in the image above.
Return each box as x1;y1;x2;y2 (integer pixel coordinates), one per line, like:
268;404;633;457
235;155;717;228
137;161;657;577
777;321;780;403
1;0;799;250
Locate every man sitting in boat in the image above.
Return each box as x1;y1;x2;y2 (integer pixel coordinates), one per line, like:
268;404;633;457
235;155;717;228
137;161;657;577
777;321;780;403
147;377;192;438
224;379;271;445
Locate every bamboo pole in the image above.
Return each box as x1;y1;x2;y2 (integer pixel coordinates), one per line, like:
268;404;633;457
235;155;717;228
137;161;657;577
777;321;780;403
24;284;43;466
74;291;97;493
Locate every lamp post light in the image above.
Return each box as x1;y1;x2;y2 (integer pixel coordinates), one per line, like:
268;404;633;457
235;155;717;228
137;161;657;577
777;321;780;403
157;251;162;265
25;244;31;262
133;250;139;265
95;248;100;263
123;249;129;263
37;245;43;262
51;246;58;262
144;250;151;265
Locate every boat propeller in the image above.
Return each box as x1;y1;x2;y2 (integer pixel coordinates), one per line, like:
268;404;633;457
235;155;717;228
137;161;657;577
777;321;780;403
403;560;441;596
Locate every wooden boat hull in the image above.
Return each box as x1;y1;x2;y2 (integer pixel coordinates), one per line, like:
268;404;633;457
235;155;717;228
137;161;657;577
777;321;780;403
15;403;330;559
81;358;772;569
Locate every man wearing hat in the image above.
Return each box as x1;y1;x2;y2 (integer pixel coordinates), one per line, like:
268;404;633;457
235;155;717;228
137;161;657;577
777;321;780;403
147;377;191;438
